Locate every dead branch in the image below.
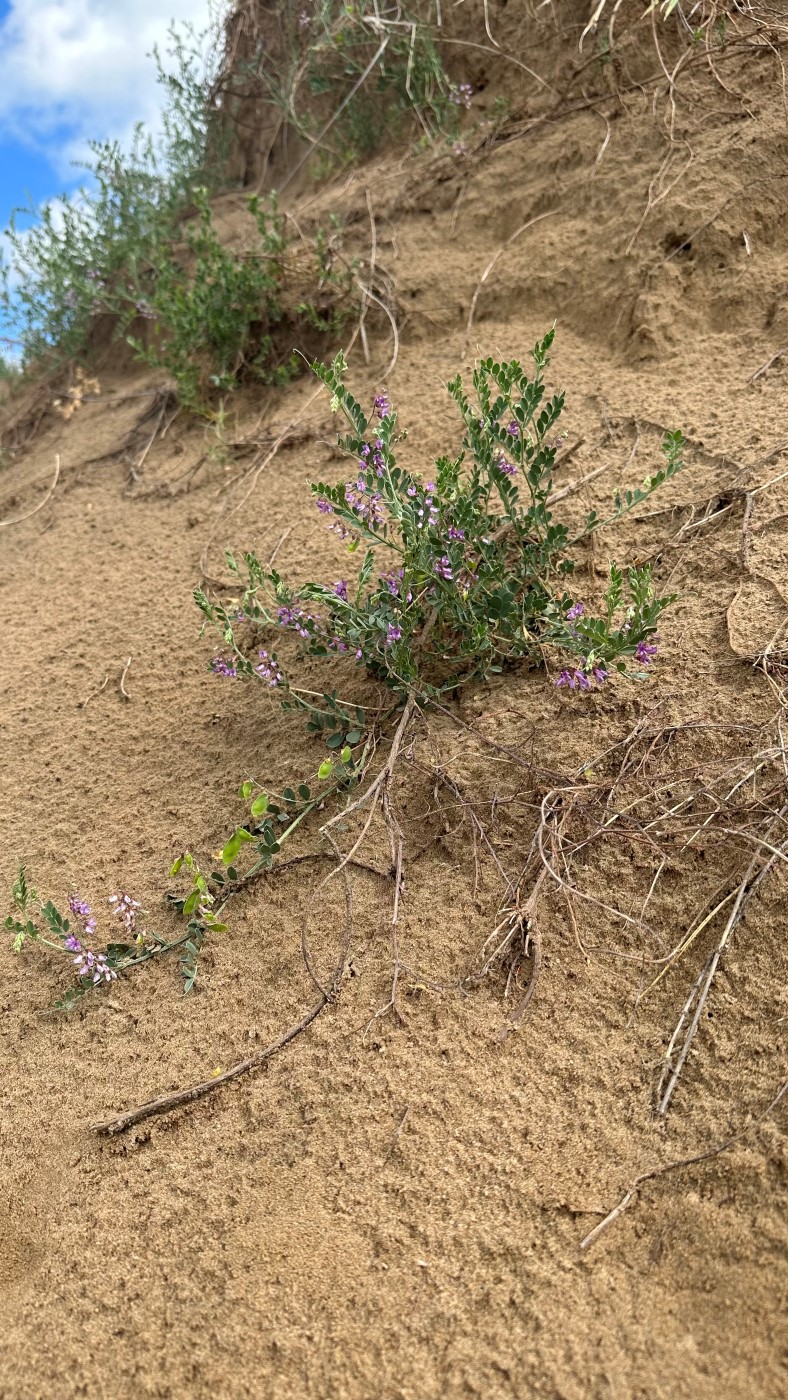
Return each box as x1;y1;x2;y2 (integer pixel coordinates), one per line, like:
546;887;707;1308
581;1076;788;1252
0;454;60;529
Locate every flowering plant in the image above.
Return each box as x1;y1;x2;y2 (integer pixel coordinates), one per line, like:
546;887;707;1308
5;865;212;1008
198;330;683;701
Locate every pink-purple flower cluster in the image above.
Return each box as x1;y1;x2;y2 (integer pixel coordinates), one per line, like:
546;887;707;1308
495;452;517;478
566;602;584;621
373;392;390;419
65;894;117;984
333;579;348;601
450;82;474;108
73;947;117;984
255;649;284;687
68;893;97;937
635;638;658;665
360;439;386;477
109;892;141;939
345;477;385;525
556;665;608;690
210;656;237;678
413;481;438;530
435;555;454;581
277;603;313;638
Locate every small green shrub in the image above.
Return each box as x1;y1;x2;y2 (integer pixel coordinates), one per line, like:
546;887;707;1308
129;189;290;411
1;23;220;371
220;0;464;176
199;329;683;700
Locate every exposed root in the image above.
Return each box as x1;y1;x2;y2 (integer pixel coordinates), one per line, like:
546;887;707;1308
0;453;60;530
580;1075;788;1252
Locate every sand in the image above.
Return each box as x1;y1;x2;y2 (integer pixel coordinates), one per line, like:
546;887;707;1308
1;4;786;1396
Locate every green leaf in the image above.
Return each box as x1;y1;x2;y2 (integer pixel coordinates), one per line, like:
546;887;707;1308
326;731;345;749
298;784;311;801
221;832;242;865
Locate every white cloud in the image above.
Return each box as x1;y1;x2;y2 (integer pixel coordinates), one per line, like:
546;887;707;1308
0;0;230;175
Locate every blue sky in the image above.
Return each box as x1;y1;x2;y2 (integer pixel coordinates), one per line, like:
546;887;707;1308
0;0;222;349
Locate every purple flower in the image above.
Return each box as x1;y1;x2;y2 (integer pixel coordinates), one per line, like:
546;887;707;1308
450;82;473;109
109;892;142;939
435;555;454;581
507;421;519;438
255;649;284;687
333;579;348;602
74;948;117;985
68;893;97;936
567;602;584;621
556;668;589;691
386;623;402;646
406;485;417;498
329;637;348;653
316;497;333;514
635;639;659;666
277;604;313;637
426;481;436;493
496;455;517;477
64;933;83;954
360;444;371;460
210;656;237;678
345;481;384;524
374;394;390;419
556;664;607;691
447;526;465;540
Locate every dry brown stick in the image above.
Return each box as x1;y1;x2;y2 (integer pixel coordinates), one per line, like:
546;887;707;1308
79;674;109;710
580;1076;788;1252
499;876;546;1040
0;453;60;529
95;845;355;1137
747;347;787;385
550;460;609;506
382;1104;411;1162
427;696;539;775
92;997;329;1137
119;656;133;702
462;211;557;359
278;33;391;193
357;189;378;365
657;815;788;1116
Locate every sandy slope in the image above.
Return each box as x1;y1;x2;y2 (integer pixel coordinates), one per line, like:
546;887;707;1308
1;7;786;1397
